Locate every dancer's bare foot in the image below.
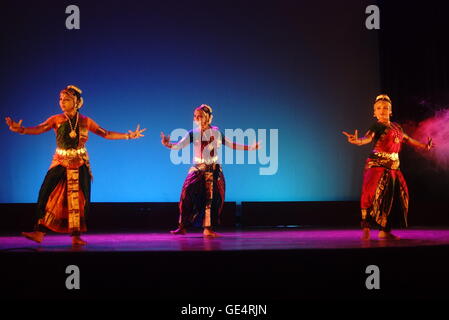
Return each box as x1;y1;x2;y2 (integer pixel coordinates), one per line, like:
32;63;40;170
378;231;400;240
22;231;45;243
203;228;220;238
361;228;370;240
170;227;187;235
72;236;87;246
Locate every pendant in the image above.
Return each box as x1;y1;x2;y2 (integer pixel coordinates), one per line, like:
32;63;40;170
69;130;77;139
394;137;400;143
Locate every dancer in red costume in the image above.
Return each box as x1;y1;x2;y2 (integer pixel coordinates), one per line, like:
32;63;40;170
343;94;434;240
161;104;260;237
5;85;146;246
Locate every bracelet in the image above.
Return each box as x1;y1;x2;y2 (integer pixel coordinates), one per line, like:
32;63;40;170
126;133;130;140
18;127;25;134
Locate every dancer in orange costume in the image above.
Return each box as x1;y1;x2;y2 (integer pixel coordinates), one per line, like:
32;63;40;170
5;85;146;246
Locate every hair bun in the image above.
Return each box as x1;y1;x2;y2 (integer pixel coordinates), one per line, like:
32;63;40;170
200;104;212;114
67;85;83;94
375;94;391;104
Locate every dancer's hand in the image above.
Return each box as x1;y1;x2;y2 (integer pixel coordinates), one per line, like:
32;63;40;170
249;141;261;151
5;117;24;133
342;130;359;144
128;124;146;139
426;137;435;150
160;132;171;146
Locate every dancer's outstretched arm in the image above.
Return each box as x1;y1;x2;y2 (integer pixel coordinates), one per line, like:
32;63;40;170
404;135;435;151
89;118;146;140
5;116;53;135
223;136;261;150
342;129;374;146
160;131;191;150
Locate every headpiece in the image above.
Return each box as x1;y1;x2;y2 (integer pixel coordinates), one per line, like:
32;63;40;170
61;85;84;109
374;94;392;105
195;104;213;124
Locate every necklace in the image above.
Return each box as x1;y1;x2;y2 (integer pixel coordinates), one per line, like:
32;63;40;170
64;112;79;139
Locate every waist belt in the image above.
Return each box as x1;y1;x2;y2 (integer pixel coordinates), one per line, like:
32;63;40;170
55;147;87;157
372;152;399;161
194;156;219;165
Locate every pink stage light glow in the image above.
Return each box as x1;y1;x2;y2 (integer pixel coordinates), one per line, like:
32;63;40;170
406;109;449;170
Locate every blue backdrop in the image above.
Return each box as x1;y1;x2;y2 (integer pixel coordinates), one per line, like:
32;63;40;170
0;0;380;203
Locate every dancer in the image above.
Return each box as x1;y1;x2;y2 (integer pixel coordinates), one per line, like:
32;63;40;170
343;94;434;240
5;85;146;246
161;104;260;237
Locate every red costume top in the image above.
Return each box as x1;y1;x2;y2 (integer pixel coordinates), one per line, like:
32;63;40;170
365;121;406;170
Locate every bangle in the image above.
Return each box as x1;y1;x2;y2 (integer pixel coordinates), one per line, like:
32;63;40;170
126;133;130;140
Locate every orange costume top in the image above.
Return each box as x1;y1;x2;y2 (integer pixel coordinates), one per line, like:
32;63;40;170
27;113;109;172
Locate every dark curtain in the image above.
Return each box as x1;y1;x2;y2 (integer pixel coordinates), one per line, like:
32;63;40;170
377;0;449;223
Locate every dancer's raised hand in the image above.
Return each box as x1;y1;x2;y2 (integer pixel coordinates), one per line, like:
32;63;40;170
128;124;146;139
160;131;171;146
426;137;435;150
5;117;23;133
342;129;359;144
249;141;261;151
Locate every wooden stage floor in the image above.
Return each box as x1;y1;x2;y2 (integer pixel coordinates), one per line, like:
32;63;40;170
1;228;449;251
1;228;448;302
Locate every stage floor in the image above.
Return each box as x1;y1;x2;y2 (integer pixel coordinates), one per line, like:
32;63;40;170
1;228;449;252
1;228;448;301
